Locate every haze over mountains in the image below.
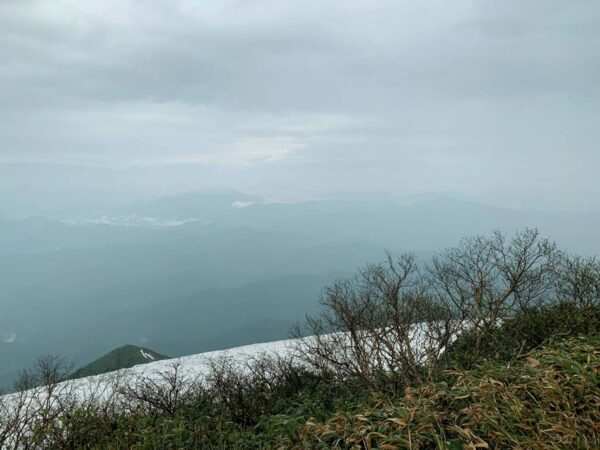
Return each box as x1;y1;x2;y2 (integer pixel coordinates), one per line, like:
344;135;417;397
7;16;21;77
1;190;599;390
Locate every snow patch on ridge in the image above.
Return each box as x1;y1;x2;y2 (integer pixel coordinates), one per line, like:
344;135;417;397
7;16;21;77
140;349;155;360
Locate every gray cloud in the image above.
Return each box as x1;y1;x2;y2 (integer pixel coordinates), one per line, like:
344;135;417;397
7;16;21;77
1;0;599;205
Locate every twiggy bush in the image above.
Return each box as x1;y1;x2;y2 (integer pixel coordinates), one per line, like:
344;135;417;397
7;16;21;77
292;253;459;393
293;229;583;392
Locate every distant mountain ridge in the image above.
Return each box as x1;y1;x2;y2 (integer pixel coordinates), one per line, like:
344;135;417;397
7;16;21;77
70;345;169;379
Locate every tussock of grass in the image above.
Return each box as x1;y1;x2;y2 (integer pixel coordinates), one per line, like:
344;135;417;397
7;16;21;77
298;335;600;449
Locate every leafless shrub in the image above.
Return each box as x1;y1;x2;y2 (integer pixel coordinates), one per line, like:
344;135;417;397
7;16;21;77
118;360;201;416
0;354;77;448
0;388;31;449
204;351;317;425
244;352;320;399
203;354;257;424
293;229;562;392
428;228;559;359
555;253;600;309
292;253;457;391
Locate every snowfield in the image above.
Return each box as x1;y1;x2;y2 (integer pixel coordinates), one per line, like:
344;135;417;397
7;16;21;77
0;338;298;448
0;322;459;448
2;337;296;407
77;337;296;399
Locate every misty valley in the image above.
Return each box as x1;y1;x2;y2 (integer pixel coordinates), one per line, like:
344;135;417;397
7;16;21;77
2;191;599;391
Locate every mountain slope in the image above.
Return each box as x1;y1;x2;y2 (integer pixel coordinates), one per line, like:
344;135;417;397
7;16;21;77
70;345;169;379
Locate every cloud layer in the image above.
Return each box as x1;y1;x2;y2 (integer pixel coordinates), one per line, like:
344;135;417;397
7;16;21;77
1;0;599;201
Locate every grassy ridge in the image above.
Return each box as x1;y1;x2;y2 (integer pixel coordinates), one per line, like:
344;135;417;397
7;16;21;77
56;334;598;449
299;336;600;449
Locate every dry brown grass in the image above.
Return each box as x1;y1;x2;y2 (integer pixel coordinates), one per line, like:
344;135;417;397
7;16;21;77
298;335;600;449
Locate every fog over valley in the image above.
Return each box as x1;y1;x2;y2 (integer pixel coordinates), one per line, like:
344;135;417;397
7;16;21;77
2;190;599;390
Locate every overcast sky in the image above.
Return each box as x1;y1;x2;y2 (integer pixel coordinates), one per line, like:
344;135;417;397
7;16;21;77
1;0;599;210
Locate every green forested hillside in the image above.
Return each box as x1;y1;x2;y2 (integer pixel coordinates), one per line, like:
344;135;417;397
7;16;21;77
69;345;169;379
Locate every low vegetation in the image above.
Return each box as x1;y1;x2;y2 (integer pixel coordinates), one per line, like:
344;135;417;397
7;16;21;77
1;229;599;449
299;335;600;449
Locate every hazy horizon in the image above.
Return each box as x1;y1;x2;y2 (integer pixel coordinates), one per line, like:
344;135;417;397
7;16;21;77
2;0;600;217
